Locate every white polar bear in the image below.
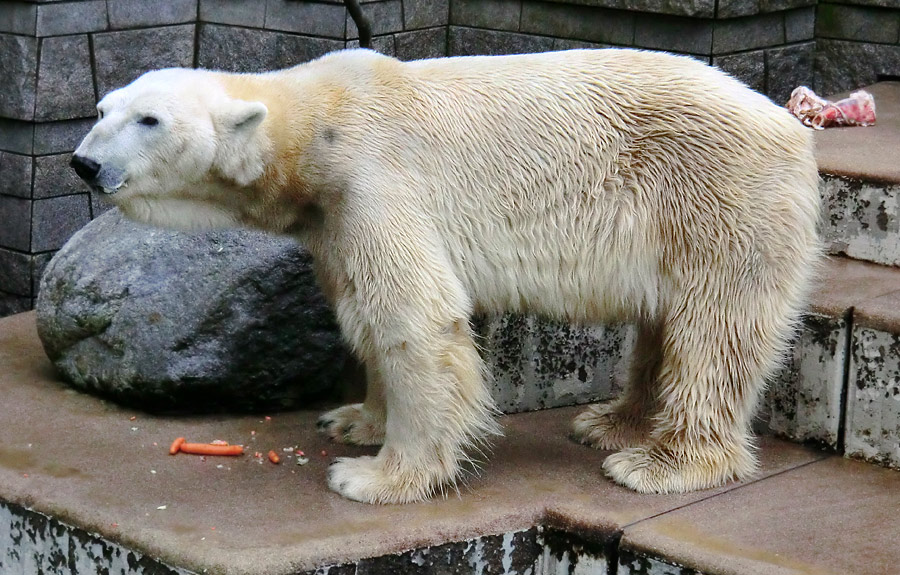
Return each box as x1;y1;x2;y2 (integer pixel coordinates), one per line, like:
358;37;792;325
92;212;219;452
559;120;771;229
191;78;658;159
71;48;820;504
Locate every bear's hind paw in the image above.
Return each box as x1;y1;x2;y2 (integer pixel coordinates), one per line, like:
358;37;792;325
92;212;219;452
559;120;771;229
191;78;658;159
317;403;385;446
602;444;757;494
571;403;650;451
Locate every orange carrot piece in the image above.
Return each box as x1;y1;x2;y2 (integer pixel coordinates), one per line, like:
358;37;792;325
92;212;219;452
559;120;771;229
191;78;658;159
180;443;244;456
169;437;185;455
268;450;280;464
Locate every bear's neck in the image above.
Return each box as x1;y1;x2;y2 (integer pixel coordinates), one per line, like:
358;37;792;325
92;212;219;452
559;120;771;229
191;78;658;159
216;72;323;237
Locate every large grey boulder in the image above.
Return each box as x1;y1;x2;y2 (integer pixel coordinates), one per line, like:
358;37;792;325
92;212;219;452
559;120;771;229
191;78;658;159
36;209;348;413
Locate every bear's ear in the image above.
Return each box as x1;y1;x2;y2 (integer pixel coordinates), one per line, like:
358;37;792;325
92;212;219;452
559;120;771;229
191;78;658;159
219;99;268;132
213;99;269;186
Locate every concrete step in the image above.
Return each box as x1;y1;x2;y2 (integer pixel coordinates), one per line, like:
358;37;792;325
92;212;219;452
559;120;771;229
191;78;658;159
816;82;900;267
765;256;900;468
1;310;899;575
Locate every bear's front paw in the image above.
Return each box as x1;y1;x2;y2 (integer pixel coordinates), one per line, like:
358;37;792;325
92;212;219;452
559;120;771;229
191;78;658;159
327;455;439;504
317;404;385;446
571;403;650;450
602;443;757;494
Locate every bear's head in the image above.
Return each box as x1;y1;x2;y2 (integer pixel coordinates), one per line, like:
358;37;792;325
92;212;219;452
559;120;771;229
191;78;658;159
71;68;269;229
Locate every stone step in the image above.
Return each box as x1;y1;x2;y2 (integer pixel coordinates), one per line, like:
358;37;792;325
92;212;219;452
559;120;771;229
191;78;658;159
1;311;898;574
766;256;900;469
816;81;900;267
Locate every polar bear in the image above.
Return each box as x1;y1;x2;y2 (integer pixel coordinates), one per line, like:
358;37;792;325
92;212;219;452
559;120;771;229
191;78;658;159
70;48;820;504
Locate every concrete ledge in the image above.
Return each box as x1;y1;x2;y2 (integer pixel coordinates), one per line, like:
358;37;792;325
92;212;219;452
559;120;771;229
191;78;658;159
815;82;900;185
619;457;900;575
0;311;830;574
815;83;900;267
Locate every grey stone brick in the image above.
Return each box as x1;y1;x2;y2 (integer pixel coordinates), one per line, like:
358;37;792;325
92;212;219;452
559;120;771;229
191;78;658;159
846;325;900;469
0;34;38;121
552;38;611;51
816;4;899;44
32;118;96;155
475;314;630;413
767;313;847;449
0;152;33;199
35;1;107;36
265;0;346;38
0;248;32;297
0;293;31;318
521;2;635;46
90;188;116;218
346;34;396;55
34;35;96;122
841;0;900;6
0;2;37;35
32;252;54;296
759;0;815;12
404;0;449;29
448;26;553;56
108;0;198;28
0;119;35;155
199;0;266;26
718;0;759;18
34;153;87;199
32;194;92;252
766;42;813;105
347;0;403;39
563;0;713;18
93;25;196;97
815;39;900;97
713;49;765;93
198;24;343;73
785;6;815;42
819;176;900;267
712;12;785;54
395;27;446;60
0;195;32;252
451;0;521;32
634;14;712;54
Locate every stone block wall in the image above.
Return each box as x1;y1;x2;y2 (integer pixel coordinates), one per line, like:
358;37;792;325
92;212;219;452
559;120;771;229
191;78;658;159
815;0;900;95
1;0;897;318
0;0;448;317
0;0;198;317
448;0;816;104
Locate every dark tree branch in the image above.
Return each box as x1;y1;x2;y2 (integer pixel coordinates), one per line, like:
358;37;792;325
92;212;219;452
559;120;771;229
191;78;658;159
345;0;372;49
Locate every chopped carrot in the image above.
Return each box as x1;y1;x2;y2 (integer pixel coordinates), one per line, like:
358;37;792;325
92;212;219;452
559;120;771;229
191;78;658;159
268;450;280;464
180;443;243;456
169;437;185;455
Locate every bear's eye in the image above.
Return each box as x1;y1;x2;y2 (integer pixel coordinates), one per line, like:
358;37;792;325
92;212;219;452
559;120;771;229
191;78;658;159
97;109;104;119
138;116;159;127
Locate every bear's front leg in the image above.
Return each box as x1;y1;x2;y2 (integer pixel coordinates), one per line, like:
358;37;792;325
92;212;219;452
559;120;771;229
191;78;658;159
327;320;499;503
322;219;499;504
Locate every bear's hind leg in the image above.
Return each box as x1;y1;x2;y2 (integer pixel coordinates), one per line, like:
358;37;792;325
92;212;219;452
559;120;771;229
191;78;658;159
572;322;662;450
603;277;793;494
317;365;386;446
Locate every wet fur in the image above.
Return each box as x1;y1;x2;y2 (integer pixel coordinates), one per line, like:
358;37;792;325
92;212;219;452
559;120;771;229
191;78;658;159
74;48;821;502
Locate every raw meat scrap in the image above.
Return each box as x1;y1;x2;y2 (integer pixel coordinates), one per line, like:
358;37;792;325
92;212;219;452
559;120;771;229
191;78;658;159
787;86;876;130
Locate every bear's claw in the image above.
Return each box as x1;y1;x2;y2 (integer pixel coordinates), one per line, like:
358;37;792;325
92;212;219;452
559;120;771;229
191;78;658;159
317;403;385;446
571;403;650;451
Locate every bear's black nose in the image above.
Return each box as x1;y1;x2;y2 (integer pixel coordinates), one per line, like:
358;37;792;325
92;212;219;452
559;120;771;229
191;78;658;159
70;155;101;182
